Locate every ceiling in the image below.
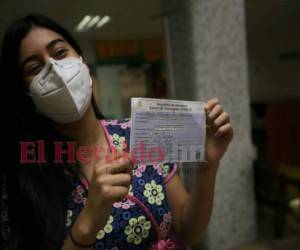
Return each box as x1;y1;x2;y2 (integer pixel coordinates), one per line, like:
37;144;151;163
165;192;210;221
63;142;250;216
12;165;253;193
1;0;300;53
0;0;163;42
1;0;300;39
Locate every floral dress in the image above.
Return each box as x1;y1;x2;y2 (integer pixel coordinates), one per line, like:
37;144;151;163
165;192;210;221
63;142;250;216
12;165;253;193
64;119;184;250
0;119;186;249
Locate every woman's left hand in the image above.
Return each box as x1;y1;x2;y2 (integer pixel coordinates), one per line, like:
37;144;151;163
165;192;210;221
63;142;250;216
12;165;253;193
204;98;234;168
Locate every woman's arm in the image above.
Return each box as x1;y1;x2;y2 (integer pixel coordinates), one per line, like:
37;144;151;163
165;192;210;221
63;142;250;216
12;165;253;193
61;157;133;249
166;163;218;246
62;203;110;250
165;98;233;246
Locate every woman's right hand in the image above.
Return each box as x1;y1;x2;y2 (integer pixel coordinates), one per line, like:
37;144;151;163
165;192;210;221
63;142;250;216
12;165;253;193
85;156;133;223
66;156;133;248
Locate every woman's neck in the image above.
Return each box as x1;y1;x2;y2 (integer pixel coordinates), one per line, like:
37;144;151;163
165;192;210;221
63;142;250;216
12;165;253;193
52;105;107;181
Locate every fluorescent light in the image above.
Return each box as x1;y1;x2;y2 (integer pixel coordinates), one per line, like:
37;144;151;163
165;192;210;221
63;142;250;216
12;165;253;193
75;15;92;31
87;15;101;29
96;15;111;28
75;15;111;32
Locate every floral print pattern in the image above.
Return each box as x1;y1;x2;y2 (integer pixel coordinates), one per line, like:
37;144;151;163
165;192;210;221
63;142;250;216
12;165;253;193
124;216;151;245
113;198;135;209
143;180;165;206
96;216;114;240
133;164;147;178
162;164;171;178
65;209;73;227
72;185;87;204
112;133;126;151
159;212;172;239
63;119;178;249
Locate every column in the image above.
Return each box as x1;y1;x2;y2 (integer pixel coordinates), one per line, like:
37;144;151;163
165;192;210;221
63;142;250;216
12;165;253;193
161;0;257;249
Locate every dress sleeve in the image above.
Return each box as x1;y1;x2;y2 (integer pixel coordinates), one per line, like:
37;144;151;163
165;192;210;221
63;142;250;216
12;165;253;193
0;175;10;249
161;162;178;184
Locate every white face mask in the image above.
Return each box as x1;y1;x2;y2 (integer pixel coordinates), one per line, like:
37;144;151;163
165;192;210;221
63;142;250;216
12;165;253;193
28;56;92;123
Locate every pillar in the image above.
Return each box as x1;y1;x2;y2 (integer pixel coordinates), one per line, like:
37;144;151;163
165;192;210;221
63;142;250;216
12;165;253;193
161;0;257;249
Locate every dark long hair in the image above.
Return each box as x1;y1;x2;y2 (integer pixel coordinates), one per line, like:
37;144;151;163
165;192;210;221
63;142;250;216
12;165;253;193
0;14;104;249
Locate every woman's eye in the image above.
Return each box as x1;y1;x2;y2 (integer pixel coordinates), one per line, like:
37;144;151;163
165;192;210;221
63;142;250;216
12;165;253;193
27;64;43;76
54;49;68;58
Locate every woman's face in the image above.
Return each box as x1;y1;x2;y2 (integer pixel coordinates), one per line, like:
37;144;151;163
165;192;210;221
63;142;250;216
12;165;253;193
19;27;80;88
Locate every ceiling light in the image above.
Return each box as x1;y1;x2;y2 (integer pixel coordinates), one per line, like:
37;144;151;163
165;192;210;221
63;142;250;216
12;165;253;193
96;15;111;28
75;15;92;32
75;15;111;32
87;15;101;29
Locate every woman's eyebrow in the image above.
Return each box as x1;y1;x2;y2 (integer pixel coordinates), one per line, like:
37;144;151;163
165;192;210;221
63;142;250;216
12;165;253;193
21;38;67;71
46;38;66;50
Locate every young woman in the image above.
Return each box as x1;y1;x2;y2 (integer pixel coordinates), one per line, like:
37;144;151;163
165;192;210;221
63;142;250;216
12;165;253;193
0;14;233;250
